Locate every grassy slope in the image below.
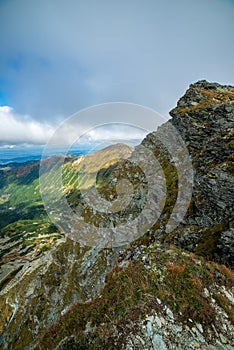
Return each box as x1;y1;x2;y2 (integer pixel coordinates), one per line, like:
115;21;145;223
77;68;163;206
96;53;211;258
34;244;234;350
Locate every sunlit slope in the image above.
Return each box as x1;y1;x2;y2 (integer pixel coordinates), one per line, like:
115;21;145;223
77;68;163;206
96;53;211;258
62;143;133;191
0;143;133;291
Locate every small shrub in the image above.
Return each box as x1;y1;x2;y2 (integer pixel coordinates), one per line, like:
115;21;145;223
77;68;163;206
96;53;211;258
219;264;234;281
166;262;186;276
190;278;202;291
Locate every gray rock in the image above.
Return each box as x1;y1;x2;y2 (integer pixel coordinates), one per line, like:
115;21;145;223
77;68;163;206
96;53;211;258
165;307;174;321
152;332;168;350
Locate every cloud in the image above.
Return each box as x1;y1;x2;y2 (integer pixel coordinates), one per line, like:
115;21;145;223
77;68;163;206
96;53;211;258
84;125;147;142
0;106;54;145
0;105;149;146
0;0;233;126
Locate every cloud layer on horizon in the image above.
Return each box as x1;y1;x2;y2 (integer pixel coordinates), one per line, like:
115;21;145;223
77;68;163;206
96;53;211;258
0;105;148;146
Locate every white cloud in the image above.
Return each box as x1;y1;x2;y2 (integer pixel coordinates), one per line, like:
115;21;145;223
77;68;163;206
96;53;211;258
0;106;54;145
71;125;147;146
0;105;148;146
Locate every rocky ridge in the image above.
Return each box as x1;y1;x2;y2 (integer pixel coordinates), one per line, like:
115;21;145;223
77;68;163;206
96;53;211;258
0;80;233;349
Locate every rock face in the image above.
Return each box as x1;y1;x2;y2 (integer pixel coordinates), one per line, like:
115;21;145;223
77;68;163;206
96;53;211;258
0;80;233;350
169;80;234;267
170;80;233;225
133;80;234;269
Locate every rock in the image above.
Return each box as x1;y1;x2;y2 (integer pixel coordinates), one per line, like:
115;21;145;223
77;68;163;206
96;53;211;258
146;319;153;338
192;340;200;348
219;334;227;344
152;332;167;350
135;335;145;346
216;230;234;268
165;307;174;321
55;335;78;350
196;323;203;333
165;80;234;268
203;288;210;298
155;316;162;328
172;324;182;333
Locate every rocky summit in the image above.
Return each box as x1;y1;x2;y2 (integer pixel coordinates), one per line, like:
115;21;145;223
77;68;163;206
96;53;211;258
0;81;233;350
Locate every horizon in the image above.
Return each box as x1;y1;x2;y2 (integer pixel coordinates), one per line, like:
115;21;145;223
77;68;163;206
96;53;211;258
0;138;142;165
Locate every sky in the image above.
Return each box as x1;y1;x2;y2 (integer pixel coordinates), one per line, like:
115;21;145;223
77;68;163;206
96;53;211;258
0;0;233;146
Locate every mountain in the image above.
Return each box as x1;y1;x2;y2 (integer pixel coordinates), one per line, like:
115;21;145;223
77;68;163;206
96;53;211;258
0;81;233;349
0;143;133;292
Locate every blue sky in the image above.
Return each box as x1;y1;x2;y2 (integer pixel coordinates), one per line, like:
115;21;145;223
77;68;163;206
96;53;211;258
0;0;233;145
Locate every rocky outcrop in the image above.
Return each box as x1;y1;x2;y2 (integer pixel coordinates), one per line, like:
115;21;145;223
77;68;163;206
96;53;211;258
170;80;233;224
140;80;234;268
169;80;234;267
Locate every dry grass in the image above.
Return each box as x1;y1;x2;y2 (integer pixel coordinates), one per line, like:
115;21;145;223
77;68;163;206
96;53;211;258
173;87;234;115
219;264;234;281
190;278;202;291
214;293;234;324
166;262;186;276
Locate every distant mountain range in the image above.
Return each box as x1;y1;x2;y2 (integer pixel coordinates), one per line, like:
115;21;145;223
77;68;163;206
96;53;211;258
0;140;140;165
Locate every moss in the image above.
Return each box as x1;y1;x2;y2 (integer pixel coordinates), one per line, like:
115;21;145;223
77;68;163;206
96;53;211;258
195;222;228;259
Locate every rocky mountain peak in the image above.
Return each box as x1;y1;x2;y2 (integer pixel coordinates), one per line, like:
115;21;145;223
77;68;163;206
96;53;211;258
170;79;234;117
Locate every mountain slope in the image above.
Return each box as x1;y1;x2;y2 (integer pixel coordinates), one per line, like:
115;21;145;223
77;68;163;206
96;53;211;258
0;81;233;350
0;144;133;293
